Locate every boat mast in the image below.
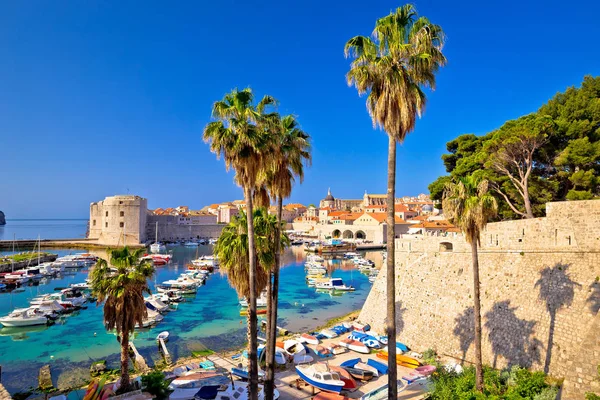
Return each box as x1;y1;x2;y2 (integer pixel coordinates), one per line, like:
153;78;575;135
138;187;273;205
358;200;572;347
155;221;158;243
12;233;15;273
38;234;41;266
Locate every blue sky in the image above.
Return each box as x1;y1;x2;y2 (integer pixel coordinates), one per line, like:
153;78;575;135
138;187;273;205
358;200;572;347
1;1;599;218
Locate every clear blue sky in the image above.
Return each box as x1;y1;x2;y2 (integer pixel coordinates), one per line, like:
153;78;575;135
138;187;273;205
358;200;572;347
1;0;599;218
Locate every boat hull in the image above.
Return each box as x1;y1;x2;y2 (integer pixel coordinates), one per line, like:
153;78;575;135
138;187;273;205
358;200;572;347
295;367;344;393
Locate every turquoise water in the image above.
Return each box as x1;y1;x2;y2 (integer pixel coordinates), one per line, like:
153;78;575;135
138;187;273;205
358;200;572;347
0;245;381;394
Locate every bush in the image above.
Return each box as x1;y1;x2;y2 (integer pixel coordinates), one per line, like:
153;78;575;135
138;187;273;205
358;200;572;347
141;370;172;400
427;364;559;400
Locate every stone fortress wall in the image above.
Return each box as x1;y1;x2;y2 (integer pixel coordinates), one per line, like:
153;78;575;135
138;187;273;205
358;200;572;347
146;215;224;241
89;195;148;246
359;200;600;399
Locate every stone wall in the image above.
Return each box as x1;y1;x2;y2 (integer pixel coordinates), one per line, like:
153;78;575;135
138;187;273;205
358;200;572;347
359;200;600;399
146;217;225;241
89;195;147;246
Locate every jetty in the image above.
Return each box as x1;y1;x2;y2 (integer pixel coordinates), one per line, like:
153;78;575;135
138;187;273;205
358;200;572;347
0;238;144;251
0;253;58;273
128;342;150;373
158;337;172;365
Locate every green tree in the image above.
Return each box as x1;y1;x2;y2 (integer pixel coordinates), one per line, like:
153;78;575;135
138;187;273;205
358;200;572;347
90;247;155;393
443;176;498;392
214;208;289;370
260;114;311;400
345;5;446;396
203;88;276;398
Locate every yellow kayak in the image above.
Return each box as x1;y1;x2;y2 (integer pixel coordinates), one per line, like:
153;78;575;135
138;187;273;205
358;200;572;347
376;351;421;368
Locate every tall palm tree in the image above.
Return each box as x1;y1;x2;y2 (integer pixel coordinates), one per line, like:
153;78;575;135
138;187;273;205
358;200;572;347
203;88;276;399
261;114;311;400
442;176;497;391
214;208;289;359
90;247;155;393
345;5;446;395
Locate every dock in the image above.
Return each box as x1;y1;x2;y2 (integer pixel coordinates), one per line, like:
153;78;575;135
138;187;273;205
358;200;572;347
158;338;172;365
128;341;150;373
0;254;58;273
0;238;145;251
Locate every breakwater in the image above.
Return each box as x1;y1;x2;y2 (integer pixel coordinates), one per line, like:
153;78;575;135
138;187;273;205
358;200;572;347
0;238;144;251
0;254;58;273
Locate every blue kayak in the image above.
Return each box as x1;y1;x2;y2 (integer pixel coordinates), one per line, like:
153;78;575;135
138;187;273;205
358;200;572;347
367;358;388;374
340;357;362;368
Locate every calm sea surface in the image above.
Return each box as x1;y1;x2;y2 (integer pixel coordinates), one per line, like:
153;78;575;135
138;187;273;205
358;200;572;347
0;221;381;394
0;219;88;241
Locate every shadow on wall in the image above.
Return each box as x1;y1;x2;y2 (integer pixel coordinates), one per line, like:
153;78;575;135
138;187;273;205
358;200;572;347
588;280;600;314
395;300;407;335
484;300;543;369
535;263;580;374
453;306;475;364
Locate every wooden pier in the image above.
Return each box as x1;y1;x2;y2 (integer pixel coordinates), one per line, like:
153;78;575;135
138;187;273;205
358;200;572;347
128;341;150;373
158;338;172;365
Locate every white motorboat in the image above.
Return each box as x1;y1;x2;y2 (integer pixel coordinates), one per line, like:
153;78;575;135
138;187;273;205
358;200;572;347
295;364;345;393
283;339;307;358
145;295;170;312
191;256;216;268
150;243;166;254
315;278;355;291
239;291;268;308
31;288;87;309
33;300;65;316
162;276;201;288
157;285;196;295
306;267;327;275
3;272;30;285
184;241;199;247
139;307;164;328
0;308;48;327
53;255;86;269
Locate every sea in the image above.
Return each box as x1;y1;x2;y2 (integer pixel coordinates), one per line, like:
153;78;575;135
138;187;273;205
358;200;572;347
0;220;381;394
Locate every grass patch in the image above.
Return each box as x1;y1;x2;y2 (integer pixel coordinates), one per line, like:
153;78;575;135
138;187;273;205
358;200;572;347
191;349;215;357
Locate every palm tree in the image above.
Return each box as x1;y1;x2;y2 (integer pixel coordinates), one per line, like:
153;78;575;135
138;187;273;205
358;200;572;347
442;176;498;391
345;5;446;395
203;88;276;399
89;247;155;393
261;114;311;400
214;208;289;360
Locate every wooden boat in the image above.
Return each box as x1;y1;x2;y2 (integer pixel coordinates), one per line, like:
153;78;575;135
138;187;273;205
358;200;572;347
339;338;369;354
239;309;268;316
329;366;358;391
295;364;345;393
316;345;332;358
376;352;421;368
312;393;349;400
355;362;379;377
327;343;347;355
300;333;319;345
342;366;374;381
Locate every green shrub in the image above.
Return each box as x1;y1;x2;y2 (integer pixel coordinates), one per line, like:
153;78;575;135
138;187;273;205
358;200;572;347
422;348;437;365
533;387;559;400
141;370;172;400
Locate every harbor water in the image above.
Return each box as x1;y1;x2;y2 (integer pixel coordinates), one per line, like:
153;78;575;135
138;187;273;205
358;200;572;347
0;241;381;394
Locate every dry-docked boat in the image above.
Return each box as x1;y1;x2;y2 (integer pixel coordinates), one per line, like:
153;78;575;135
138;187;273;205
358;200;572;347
295;364;345;393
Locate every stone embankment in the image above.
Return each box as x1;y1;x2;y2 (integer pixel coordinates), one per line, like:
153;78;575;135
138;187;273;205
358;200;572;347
0;254;57;273
0;238;144;251
359;199;600;399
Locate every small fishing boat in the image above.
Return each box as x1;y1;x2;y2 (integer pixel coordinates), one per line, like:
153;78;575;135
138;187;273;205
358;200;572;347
316;345;332;358
327;343;347;355
283;339;306;357
329;366;358;391
0;308;48;327
295;364;345;393
239;291;268;308
315;278;355;291
293;354;314;364
257;344;287;365
355;362;379;377
156;331;169;342
348;332;381;349
231;367;266;380
352;322;370;332
342;366;374;381
367;358;388;375
300;333;319;345
239;309;268;316
339;338;369;354
184;241;199;247
320;329;338;339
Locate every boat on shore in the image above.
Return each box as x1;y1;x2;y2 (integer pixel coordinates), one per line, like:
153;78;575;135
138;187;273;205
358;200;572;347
295;364;345;393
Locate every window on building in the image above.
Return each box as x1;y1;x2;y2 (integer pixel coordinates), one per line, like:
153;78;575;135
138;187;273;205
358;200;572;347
105;211;108;217
120;211;124;217
105;222;108;228
93;220;96;226
119;222;124;228
119;201;123;204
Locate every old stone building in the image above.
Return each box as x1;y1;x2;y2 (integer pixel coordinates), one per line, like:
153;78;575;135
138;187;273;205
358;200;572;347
89;195;148;246
359;199;600;399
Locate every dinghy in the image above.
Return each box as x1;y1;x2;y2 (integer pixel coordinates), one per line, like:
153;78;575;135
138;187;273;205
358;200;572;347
295;364;345;393
367;358;388;375
320;329;338;338
348;332;381;349
339;338;369;354
283;339;306;357
293;354;314;364
156;331;169;342
316;345;332;358
327;343;347;355
415;364;437;376
342;366;374;381
300;333;319;345
355;362;379;377
231;367;266;380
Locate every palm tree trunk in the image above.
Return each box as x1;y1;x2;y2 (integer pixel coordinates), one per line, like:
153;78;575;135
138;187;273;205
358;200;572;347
244;186;259;400
471;238;484;391
386;135;397;400
119;330;131;393
265;196;283;400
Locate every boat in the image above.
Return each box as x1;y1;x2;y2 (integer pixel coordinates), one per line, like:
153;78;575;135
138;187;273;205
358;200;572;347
320;329;338;339
316;345;332;358
355;362;379;377
414;364;437;376
214;381;279;400
184;241;199;247
327;343;347;355
381;342;409;354
316;241;356;255
231;367;266;380
315;278;355;292
138;307;164;328
31;288;87;309
343;252;360;259
339;338;369;354
313;393;349;400
300;333;319;345
0;308;48;327
295;364;345;393
283;339;306;357
156;331;169;342
239;291;268;308
342;367;374;382
239;309;268;316
145;296;170;313
32;300;65;317
366;358;388;375
0;283;6;291
352;322;370;332
360;380;408;399
348;332;381;349
376;352;421;368
329;366;358;391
